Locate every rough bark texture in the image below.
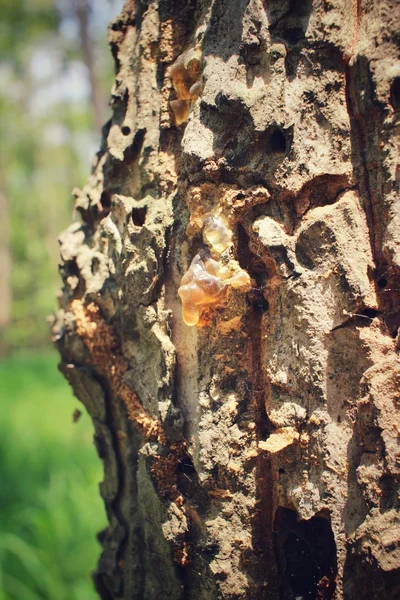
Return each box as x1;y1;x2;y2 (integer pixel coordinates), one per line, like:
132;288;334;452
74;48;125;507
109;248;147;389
53;1;400;598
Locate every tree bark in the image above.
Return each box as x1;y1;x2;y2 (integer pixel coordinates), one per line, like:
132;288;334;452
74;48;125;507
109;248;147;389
53;1;400;598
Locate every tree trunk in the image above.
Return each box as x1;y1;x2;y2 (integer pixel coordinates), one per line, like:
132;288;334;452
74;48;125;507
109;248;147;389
53;1;400;598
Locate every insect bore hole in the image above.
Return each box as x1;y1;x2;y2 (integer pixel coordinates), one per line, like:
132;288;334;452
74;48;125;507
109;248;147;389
131;206;147;227
270;129;287;155
100;190;112;216
378;277;388;289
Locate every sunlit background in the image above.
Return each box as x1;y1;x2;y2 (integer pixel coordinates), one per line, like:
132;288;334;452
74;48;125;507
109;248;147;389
0;1;123;598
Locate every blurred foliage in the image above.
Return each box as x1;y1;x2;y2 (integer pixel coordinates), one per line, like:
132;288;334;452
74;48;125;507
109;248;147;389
0;351;105;600
0;0;119;352
0;0;58;65
0;2;123;598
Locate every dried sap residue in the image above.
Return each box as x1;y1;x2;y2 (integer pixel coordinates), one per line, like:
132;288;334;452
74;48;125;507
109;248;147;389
202;215;232;254
170;47;203;125
178;216;251;326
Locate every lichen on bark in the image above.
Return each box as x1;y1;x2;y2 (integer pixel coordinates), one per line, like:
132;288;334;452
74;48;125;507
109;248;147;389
53;1;400;599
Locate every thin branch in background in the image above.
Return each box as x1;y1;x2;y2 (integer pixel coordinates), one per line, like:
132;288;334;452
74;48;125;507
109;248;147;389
72;0;104;132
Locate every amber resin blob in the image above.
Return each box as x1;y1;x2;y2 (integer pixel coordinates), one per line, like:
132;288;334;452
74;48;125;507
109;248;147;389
169;46;203;125
178;216;251;326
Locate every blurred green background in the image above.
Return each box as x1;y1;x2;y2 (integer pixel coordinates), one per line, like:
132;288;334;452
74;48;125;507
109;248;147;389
0;1;123;598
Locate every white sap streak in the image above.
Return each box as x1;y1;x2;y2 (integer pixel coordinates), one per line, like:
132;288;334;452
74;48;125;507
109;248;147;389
171;293;200;468
165;255;200;468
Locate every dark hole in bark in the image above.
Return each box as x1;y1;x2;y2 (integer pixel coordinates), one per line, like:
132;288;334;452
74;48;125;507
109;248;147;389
274;507;337;600
361;308;379;319
284;533;317;597
91;256;100;275
237;225;270;314
237;225;268;282
284;27;306;44
378;277;388;289
124;128;146;163
131;206;147;227
121;125;131;136
390;77;400;110
278;468;286;475
247;289;269;314
270;129;287;155
176;454;199;505
178;457;195;477
201;543;220;556
100;190;112;216
65;258;79;278
62;259;86;295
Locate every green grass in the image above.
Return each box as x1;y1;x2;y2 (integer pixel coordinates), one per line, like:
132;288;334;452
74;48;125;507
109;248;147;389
0;351;106;600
